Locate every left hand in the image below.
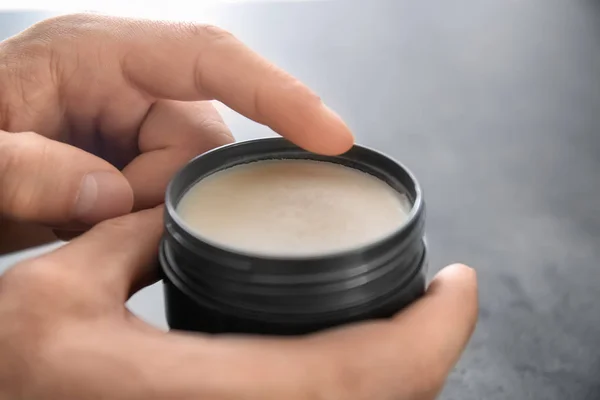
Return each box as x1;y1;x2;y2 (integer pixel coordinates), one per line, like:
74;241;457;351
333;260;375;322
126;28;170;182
0;13;354;253
0;207;478;400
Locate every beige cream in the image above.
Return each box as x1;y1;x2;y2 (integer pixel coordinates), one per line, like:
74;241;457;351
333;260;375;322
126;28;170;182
177;159;411;257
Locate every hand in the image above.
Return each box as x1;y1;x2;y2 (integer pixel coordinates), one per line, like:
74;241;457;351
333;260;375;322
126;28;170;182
0;14;353;253
0;208;478;400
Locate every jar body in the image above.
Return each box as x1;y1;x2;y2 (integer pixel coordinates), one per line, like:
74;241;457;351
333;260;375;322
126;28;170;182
161;241;428;335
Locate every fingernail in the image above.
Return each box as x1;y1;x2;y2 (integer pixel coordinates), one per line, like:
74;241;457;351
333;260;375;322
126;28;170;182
75;171;133;224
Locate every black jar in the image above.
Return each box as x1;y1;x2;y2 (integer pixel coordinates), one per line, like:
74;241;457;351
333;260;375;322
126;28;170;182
160;137;427;336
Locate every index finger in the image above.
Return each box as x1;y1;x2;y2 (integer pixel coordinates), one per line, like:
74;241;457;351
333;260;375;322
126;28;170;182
60;14;353;155
42;207;164;300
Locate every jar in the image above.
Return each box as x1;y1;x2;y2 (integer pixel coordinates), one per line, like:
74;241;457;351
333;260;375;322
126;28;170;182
160;138;427;335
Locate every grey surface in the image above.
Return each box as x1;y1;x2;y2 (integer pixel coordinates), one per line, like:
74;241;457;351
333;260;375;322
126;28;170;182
1;1;599;399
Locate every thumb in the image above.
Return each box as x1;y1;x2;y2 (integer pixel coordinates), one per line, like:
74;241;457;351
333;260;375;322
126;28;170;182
0;131;133;226
308;264;478;399
392;264;478;375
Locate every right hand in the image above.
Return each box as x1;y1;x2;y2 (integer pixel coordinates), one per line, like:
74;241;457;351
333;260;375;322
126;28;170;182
0;13;354;253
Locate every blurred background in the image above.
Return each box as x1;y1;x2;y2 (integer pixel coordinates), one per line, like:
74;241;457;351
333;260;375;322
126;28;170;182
1;0;599;399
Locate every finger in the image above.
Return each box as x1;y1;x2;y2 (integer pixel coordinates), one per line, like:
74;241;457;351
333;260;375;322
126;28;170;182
392;264;478;374
42;207;164;301
116;265;477;400
301;264;478;399
41;14;353;155
116;327;330;400
118;19;353;155
122;100;233;211
0;131;133;225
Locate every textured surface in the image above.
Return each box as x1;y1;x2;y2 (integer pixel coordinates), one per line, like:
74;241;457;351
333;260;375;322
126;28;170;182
177;159;411;256
1;1;599;399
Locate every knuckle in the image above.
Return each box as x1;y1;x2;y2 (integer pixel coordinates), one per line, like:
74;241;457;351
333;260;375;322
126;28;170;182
0;261;73;396
9;16;74;60
13;14;100;91
196;24;235;42
1;260;68;300
197;119;234;148
0;263;63;337
183;23;236;94
28;13;93;37
0;257;102;319
0;133;47;219
172;22;235;44
1;31;62;132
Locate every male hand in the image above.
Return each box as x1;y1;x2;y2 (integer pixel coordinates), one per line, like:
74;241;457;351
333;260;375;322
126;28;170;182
0;14;353;252
0;208;477;400
0;14;478;399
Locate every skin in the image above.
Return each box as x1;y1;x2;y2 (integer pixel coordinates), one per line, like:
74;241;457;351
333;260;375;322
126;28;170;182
0;14;478;400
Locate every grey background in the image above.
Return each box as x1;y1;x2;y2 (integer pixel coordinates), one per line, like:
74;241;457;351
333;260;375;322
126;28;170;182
1;1;599;399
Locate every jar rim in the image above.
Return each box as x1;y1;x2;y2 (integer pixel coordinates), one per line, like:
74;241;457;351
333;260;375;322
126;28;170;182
164;137;424;262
